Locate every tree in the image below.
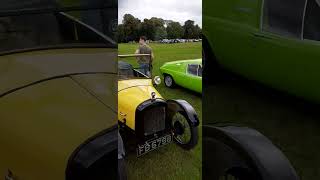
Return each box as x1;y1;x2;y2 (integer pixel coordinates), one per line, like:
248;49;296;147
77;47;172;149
139;19;156;40
139;17;167;41
166;21;183;39
119;15;201;42
122;14;141;42
194;25;202;39
117;24;125;43
183;20;196;39
149;17;165;28
154;26;167;41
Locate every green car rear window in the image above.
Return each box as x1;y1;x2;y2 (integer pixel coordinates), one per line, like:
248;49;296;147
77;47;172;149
304;0;320;41
263;0;306;38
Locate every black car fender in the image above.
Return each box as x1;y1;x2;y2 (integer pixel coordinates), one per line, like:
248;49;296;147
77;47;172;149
203;125;299;180
167;99;200;127
118;132;127;180
118;132;125;159
66;125;118;179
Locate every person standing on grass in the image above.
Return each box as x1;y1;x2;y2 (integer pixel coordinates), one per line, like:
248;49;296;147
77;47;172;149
135;36;154;76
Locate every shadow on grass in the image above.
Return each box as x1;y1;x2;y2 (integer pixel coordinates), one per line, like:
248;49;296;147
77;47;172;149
204;73;320;180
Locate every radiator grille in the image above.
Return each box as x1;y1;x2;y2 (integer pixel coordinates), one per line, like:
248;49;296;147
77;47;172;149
143;106;166;136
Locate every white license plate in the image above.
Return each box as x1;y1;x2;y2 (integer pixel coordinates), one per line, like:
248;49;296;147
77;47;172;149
136;134;172;157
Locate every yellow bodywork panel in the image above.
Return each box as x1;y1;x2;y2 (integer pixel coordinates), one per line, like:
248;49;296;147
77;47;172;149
71;74;117;112
0;77;117;180
0;48;117;95
118;79;162;130
0;48;117;179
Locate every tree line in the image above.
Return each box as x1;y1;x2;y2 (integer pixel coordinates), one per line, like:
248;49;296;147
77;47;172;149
118;14;202;43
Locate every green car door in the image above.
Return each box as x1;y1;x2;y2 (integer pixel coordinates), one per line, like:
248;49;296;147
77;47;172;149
204;0;320;102
251;0;320;102
203;0;261;75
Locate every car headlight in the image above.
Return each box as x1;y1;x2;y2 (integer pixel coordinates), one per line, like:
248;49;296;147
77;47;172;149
154;76;161;85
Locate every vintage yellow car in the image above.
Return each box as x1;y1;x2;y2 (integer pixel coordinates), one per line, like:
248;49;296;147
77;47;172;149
0;1;117;180
117;55;199;161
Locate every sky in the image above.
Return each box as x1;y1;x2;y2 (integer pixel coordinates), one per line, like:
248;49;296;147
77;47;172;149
118;0;202;27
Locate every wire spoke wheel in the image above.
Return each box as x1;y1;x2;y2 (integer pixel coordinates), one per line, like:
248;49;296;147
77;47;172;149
172;112;192;144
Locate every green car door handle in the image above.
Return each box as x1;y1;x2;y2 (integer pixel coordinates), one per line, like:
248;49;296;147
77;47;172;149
252;32;273;40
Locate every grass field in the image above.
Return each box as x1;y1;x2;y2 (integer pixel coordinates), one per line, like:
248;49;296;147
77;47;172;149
204;78;320;180
119;42;202;180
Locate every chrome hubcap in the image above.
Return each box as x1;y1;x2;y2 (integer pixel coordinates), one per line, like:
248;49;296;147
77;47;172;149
165;76;172;86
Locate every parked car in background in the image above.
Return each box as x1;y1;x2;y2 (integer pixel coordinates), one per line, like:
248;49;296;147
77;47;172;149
173;39;180;43
0;1;117;180
159;39;200;44
203;0;320;103
160;39;169;43
160;59;202;93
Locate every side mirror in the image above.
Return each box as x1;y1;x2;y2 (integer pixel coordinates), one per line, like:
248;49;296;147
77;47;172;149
154;76;161;85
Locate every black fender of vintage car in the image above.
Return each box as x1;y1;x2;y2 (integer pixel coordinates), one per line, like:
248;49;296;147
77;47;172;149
118;132;125;159
167;99;200;127
66;125;118;179
203;125;299;180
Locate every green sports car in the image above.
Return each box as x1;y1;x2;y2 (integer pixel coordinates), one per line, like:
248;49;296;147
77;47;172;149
160;59;202;93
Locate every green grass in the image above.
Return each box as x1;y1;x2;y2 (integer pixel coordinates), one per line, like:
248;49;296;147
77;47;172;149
204;80;320;180
119;42;202;180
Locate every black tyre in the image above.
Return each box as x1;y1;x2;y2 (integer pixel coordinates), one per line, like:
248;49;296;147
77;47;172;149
118;158;127;180
172;111;198;150
203;136;260;180
164;74;175;88
203;126;299;180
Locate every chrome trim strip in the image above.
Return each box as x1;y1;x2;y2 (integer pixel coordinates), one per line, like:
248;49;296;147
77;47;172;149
302;0;309;40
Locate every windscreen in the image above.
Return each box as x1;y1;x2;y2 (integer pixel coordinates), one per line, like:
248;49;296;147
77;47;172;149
0;0;117;12
0;0;117;53
118;61;149;79
118;61;135;78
